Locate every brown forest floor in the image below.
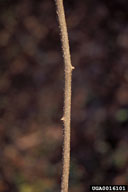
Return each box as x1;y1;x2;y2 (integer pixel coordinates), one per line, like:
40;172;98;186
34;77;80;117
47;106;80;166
0;0;128;191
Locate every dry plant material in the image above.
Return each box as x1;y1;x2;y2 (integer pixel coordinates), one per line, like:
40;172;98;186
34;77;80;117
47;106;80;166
55;0;74;192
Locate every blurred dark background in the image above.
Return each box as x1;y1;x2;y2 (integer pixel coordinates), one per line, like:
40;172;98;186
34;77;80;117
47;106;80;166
0;0;128;191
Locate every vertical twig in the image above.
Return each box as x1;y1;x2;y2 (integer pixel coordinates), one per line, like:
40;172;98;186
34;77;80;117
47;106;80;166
55;0;74;192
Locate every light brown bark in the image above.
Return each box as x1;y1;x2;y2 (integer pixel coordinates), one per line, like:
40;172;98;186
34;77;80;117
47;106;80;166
55;0;74;192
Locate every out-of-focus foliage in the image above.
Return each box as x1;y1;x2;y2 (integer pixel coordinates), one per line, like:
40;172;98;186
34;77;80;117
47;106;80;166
0;0;128;191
